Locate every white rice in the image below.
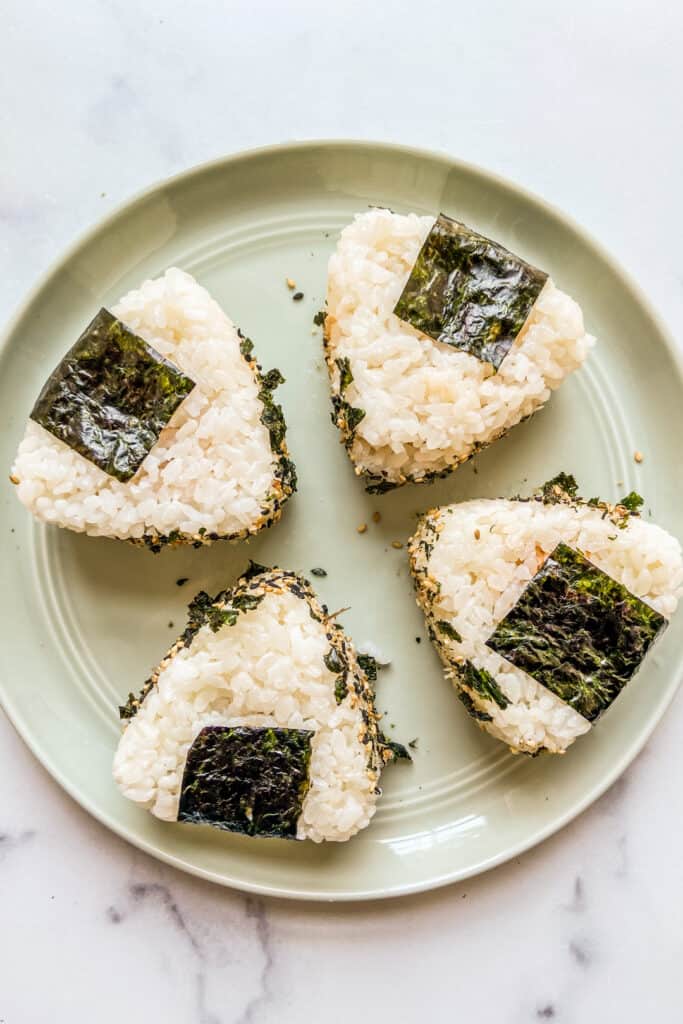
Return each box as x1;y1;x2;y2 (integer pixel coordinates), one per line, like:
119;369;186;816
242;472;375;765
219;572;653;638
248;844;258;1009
409;497;683;754
113;571;388;842
325;209;594;486
11;268;293;544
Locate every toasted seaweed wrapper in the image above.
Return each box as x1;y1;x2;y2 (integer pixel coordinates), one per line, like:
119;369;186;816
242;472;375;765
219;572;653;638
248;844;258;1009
408;474;666;744
178;726;314;838
119;566;408;838
135;333;296;552
393;213;547;372
30;308;196;482
486;542;667;721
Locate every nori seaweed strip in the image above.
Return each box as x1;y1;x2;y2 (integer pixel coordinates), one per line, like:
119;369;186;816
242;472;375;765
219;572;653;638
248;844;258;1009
394;213;547;371
31;308;195;481
178;726;313;838
486;542;667;721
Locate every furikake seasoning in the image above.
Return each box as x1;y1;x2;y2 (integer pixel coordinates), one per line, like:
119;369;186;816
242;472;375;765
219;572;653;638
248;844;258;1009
485;542;667;721
178;725;313;838
393;213;547;371
31;308;195;481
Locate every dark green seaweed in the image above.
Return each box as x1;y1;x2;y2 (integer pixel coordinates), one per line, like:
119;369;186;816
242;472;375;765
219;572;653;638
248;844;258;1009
381;737;412;761
393;214;547;371
178;726;313;838
485;542;667;721
179;589;264;648
620;491;644;515
457;688;493;723
335;357;354;395
460;660;510;710
119;678;154;720
323;648;346;675
539;473;579;503
334;677;349;704
357;653;379;683
435;620;462;643
30;308;195;481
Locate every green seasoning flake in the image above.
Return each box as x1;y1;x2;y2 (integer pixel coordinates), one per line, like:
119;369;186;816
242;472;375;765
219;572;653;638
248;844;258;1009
357;653;379;683
30;308;195;481
335;357;353;394
460;660;510;710
393;214;547;371
457;688;493;723
539;473;579;503
436;620;462;643
485;542;667;721
619;491;644;515
178;726;313;838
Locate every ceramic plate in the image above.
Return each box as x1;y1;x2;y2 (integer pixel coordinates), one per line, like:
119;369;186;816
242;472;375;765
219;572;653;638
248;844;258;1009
2;141;682;900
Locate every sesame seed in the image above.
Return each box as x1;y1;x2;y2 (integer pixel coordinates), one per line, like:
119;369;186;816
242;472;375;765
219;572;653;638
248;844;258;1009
357;523;367;534
634;450;644;463
372;511;381;524
474;529;481;540
286;278;296;289
391;540;403;550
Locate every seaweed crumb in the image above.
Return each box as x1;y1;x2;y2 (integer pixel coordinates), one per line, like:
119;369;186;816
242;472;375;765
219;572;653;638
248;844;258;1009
357;523;368;534
168;621;174;628
313;310;327;327
634;450;644;463
176;577;189;587
311;567;327;577
293;291;304;302
415;637;421;643
408;738;419;748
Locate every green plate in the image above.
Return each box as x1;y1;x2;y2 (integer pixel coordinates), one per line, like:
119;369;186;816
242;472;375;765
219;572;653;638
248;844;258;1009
2;141;682;901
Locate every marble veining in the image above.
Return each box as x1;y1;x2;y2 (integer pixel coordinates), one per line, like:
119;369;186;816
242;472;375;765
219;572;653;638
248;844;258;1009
3;1;683;1021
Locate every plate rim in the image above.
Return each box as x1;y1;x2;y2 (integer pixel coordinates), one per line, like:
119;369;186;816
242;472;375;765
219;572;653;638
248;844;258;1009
2;138;683;901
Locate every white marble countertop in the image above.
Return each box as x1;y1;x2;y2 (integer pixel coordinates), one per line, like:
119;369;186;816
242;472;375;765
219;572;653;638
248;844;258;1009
3;2;683;1020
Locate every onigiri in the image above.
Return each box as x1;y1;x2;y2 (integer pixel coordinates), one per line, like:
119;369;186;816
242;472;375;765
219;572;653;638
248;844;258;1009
324;209;594;492
408;475;683;755
11;268;296;549
113;565;408;842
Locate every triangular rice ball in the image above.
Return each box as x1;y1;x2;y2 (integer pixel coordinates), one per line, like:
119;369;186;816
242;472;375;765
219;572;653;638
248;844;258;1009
324;209;593;492
114;566;407;842
11;269;295;548
409;476;682;754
